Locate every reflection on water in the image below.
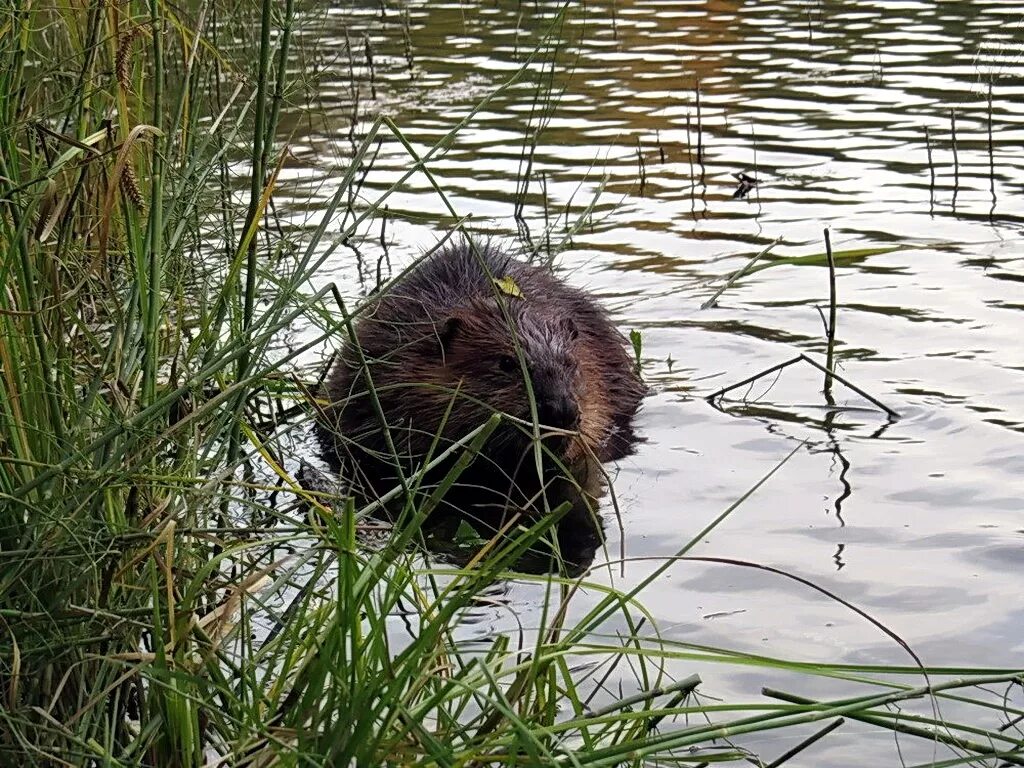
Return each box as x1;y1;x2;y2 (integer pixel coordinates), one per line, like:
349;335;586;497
276;1;1023;763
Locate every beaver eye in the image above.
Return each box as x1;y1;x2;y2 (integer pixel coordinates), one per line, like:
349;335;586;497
498;355;518;373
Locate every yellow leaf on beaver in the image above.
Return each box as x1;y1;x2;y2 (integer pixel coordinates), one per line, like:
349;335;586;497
492;276;524;298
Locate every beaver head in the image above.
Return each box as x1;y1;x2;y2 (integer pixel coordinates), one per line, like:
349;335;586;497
433;296;582;451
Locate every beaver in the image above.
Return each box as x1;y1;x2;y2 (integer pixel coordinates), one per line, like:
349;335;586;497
316;239;645;539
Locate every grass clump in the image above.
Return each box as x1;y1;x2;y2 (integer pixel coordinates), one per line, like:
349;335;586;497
1;2;1021;767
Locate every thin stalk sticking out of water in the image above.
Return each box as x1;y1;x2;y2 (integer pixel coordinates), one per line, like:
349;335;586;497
514;133;536;221
764;719;846;768
987;78;996;216
364;34;376;99
695;77;703;165
950;108;959;210
924;125;935;215
764;689;1024;766
751;119;761;210
349;88;361;154
541;170;551;256
376;207;390;288
345;27;356;97
635;136;646;196
706;353;899;420
583;674;701;720
700;237;781;310
655;128;665;163
402;9;414;74
686;113;696;219
823;228;837;404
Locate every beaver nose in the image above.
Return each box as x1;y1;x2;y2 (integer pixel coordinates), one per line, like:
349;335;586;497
538;395;579;430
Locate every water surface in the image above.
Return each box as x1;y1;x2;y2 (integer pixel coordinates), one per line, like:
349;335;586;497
276;2;1024;763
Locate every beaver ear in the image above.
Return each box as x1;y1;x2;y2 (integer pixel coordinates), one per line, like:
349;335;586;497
561;316;579;341
438;316;462;354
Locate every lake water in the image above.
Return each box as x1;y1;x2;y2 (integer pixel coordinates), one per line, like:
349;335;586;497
274;1;1024;763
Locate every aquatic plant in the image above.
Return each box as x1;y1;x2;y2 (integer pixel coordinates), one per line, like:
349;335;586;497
0;2;1019;766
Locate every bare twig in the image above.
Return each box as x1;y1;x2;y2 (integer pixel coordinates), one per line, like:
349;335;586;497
766;718;845;767
705;354;899;420
823;228;836;402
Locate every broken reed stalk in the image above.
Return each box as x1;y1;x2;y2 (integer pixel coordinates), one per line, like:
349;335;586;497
764;689;1024;766
700;236;782;310
686;113;695;214
950;109;959;198
364;34;376;99
695;78;703;164
987;78;995;209
635;136;646;195
584;674;701;719
924;125;934;212
514;135;537;220
765;719;845;768
541;170;551;254
402;9;414;72
705;353;899;420
656;128;665;163
823;228;836;402
751;119;760;205
345;27;356;97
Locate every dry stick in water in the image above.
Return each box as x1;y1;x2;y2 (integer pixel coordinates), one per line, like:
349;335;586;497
950;108;959;209
823;228;837;403
694;719;847;768
988;78;996;214
751;119;760;208
695;78;703;164
344;27;355;95
348;88;361;154
705;354;899;420
541;170;551;255
686;113;696;219
364;34;376;99
402;9;414;72
584;674;702;720
765;719;845;768
764;689;1024;767
924;125;935;214
635;136;647;195
656;128;665;163
515;135;537;220
377;203;390;287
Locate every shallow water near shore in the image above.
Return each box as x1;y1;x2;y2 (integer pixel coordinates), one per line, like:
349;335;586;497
274;1;1024;763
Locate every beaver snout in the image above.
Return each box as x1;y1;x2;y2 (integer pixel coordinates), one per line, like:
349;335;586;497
538;394;580;431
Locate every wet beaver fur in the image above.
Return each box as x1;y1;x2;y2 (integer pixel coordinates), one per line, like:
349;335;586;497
316;240;644;559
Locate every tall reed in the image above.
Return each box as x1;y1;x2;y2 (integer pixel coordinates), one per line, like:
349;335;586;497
0;3;1019;766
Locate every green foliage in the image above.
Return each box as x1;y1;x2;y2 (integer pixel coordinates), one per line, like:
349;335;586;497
747;245;903;274
0;2;1018;767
